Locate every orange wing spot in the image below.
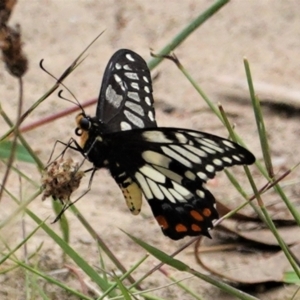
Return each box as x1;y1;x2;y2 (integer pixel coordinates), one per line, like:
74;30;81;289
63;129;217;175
191;224;202;232
175;224;188;233
190;210;204;221
156;216;169;229
203;208;212;217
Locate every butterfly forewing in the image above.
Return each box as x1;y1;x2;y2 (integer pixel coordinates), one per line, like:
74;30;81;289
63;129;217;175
96;49;157;133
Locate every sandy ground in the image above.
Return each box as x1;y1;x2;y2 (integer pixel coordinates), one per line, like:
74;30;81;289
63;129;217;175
1;1;300;299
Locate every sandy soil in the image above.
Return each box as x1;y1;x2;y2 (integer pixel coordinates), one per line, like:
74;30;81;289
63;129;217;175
1;1;300;299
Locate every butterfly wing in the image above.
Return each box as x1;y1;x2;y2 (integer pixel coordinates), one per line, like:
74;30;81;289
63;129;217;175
96;49;157;133
106;128;255;240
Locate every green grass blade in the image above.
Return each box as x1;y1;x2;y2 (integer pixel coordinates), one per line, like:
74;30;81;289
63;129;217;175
244;58;274;177
244;59;300;225
147;0;230;70
14;259;93;300
25;210;115;295
51;200;70;246
113;274;132;300
100;254;149;300
125;232;260;300
188;267;260;300
0;220;43;265
124;231;188;271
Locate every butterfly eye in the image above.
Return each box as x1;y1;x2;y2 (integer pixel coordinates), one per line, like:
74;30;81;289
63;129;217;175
79;117;91;130
75;127;82;136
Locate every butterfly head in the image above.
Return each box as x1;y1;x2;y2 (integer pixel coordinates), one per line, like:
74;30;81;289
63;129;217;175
75;112;93;148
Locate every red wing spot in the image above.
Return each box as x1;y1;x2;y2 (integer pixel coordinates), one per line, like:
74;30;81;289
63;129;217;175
190;210;203;221
191;224;202;232
175;224;188;233
203;208;211;217
156;215;169;229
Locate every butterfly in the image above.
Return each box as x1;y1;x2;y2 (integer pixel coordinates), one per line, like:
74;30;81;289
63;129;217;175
70;49;255;240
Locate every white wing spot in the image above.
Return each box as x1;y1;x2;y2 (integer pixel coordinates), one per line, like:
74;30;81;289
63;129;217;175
175;133;188;143
126;53;135;61
160;185;176;203
135;172;153;199
222;140;236;149
186;132;205;138
120;121;132;131
143;76;149;83
184;145;207;158
142;131;173;143
170;145;201;164
233;155;241;162
196;189;205;199
162;146;193;168
125;72;139;80
139;164;166;183
124;110;144;128
128;91;140;102
169;188;186;202
173;182;192;198
201;146;216;155
131;82;140;90
105;85;122;108
147;178;164;200
125;101;144;116
145;96;151;106
123;64;132;70
197;171;208;181
114;74;122;83
185;170;196;180
197;139;225;153
202;138;219;146
148;111;154;121
205;164;215;173
142;151;172;168
115;63;121;69
222;157;232;163
213;158;223;166
153;165;183;183
144;86;150;93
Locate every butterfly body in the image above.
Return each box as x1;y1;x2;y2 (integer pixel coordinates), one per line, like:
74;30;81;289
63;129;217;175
73;49;255;240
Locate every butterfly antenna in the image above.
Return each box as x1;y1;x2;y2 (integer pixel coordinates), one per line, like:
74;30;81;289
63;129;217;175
58;90;84;112
40;60;85;112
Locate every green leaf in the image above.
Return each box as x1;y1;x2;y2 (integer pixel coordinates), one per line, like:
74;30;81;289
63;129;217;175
0;140;35;163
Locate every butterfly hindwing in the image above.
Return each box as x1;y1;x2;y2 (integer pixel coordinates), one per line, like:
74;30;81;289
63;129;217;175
104;127;255;239
96;49;157;133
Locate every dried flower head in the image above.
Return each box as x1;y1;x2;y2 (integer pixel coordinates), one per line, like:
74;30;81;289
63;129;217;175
42;158;85;203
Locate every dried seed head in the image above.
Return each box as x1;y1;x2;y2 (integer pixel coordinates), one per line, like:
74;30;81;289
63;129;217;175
42;158;85;203
0;0;17;25
0;24;28;77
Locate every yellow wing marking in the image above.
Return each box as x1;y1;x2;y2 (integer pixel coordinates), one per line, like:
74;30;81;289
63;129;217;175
120;181;142;215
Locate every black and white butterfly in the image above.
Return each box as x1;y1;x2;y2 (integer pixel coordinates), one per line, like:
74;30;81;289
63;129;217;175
72;49;255;240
